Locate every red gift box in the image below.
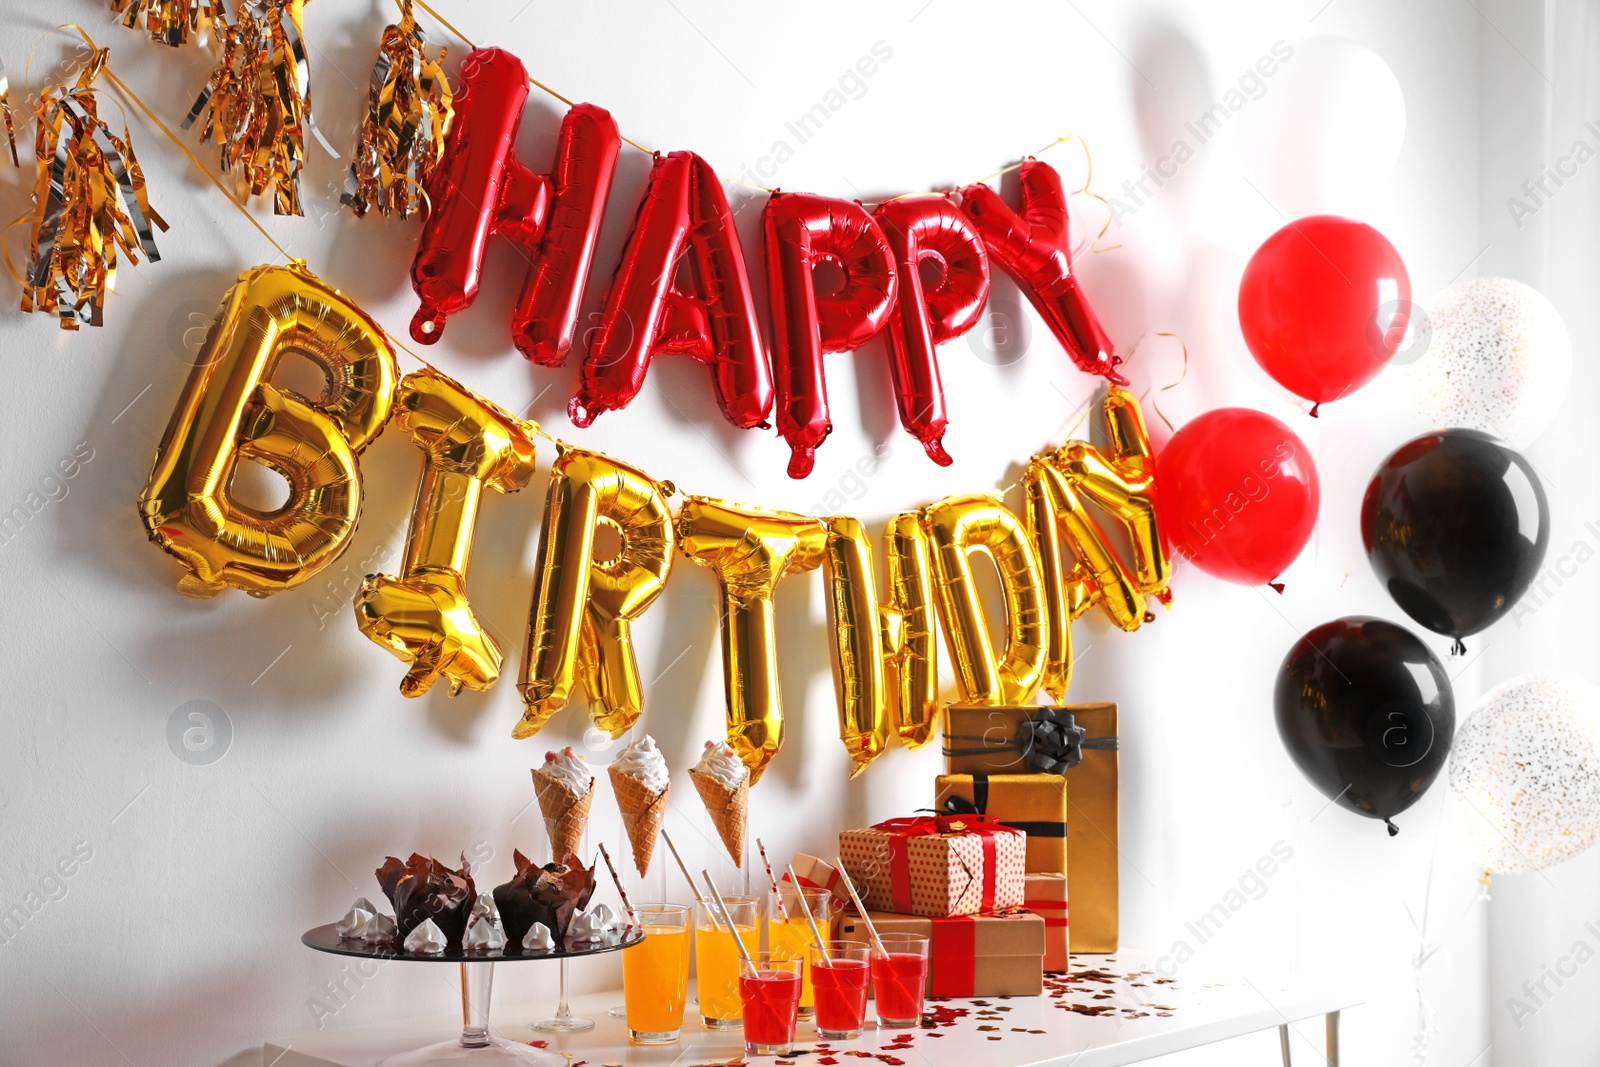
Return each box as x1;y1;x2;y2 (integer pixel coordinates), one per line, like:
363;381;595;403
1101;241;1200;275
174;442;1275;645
839;815;1025;919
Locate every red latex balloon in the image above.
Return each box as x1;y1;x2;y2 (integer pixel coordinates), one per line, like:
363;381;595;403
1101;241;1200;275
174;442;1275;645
570;152;772;430
1238;215;1410;408
409;48;550;344
960;159;1126;385
764;192;898;479
512;103;621;367
873;195;990;467
1156;408;1320;586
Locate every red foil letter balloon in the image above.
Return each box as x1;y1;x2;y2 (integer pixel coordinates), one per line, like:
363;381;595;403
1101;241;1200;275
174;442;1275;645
960;159;1125;384
764;192;898;479
408;47;620;354
569;151;772;430
871;195;991;466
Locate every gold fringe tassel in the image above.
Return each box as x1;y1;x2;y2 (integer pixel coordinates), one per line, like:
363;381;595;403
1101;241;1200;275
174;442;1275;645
23;48;167;329
110;0;221;47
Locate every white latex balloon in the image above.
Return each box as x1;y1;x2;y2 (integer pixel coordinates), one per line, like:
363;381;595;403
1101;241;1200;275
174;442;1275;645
1410;277;1572;448
1236;36;1406;214
1449;674;1600;874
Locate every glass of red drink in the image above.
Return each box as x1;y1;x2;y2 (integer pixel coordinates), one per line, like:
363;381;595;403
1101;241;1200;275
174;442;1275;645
739;954;803;1055
809;941;872;1039
870;933;929;1029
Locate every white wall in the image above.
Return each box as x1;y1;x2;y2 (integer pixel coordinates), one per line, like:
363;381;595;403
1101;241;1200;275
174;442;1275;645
1;1;1552;1064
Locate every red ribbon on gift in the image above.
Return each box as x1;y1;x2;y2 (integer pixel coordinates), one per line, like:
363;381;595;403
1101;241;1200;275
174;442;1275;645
1024;898;1070;928
872;815;1022;914
927;915;978;997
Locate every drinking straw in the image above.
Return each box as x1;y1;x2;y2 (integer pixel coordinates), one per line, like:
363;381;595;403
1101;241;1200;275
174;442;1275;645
662;829;708;905
595;843;640;927
832;856;887;958
701;870;758;974
786;862;832;963
756;839;790;923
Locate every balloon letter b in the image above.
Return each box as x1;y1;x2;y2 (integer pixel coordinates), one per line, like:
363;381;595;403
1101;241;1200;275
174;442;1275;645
517;448;676;740
140;263;397;598
355;368;538;697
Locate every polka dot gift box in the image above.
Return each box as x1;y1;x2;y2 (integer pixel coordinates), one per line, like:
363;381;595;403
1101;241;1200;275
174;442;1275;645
839;815;1026;918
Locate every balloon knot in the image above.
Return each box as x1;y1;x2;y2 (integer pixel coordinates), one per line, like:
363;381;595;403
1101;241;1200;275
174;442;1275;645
1308;403;1321;418
1385;819;1399;837
1267;582;1285;595
1451;638;1467;656
787;446;816;480
924;439;954;467
567;396;597;428
409;308;443;344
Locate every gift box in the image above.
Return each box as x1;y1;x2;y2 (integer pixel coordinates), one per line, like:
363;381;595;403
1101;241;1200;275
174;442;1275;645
789;852;852;912
1024;872;1069;971
942;702;1119;953
838;910;1044;997
839;816;1025;918
934;773;1067;876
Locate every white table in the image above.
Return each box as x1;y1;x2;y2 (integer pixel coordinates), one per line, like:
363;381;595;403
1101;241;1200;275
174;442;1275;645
264;956;1357;1067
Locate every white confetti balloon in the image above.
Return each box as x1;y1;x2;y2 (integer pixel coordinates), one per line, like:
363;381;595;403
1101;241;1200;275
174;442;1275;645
1449;674;1600;874
1412;277;1571;448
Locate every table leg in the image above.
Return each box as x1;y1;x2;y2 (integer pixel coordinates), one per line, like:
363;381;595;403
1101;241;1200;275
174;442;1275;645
1278;1023;1292;1066
1326;1010;1340;1066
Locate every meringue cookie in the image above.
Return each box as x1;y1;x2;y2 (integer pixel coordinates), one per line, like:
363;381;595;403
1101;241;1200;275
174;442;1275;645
590;903;618;932
403;917;448;955
361;913;397;944
335;905;375;939
470;892;500;925
464;913;506;951
569;908;606;943
521;922;555;952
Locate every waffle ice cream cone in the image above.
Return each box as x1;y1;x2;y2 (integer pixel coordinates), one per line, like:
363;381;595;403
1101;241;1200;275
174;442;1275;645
689;767;747;866
535;775;594;861
609;765;669;875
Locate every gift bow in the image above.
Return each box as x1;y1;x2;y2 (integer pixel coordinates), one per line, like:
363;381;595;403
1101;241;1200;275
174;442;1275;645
944;707;1117;775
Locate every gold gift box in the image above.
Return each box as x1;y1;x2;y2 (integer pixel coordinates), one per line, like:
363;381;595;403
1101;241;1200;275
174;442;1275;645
942;702;1119;953
933;773;1067;876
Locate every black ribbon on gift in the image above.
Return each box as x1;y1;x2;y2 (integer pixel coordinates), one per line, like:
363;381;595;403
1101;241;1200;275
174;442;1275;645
943;707;1115;775
932;777;1066;838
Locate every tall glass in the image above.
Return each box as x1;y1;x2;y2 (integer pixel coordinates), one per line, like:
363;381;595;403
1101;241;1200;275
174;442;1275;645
809;941;871;1040
739;954;803;1056
695;896;761;1030
870;933;929;1028
623;904;691;1044
767;886;831;1020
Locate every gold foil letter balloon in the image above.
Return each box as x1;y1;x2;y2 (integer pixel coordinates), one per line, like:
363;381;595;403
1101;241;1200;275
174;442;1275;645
676;497;827;783
1025;387;1170;699
355;368;537;697
922;494;1047;705
882;512;940;748
517;448;676;740
819;516;889;776
140;263;397;598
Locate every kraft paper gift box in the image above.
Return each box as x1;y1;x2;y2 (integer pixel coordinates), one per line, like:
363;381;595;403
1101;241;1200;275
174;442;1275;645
1024;872;1069;971
942;702;1120;953
789;852;852;912
934;772;1068;876
839;816;1025;919
838;910;1045;997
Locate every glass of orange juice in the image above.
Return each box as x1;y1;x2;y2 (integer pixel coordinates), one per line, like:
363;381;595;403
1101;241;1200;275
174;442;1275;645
767;885;831;1019
696;896;761;1030
623;904;692;1044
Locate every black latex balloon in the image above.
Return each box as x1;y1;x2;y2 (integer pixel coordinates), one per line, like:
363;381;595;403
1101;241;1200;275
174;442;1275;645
1274;616;1454;834
1361;430;1549;646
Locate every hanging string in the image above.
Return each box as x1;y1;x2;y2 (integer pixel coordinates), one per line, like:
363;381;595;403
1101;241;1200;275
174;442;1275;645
1117;331;1189;432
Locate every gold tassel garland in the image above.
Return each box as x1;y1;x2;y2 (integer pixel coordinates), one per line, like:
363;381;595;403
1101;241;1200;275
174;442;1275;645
23;48;167;329
342;0;453;219
0;53;17;165
183;0;319;215
110;0;221;47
